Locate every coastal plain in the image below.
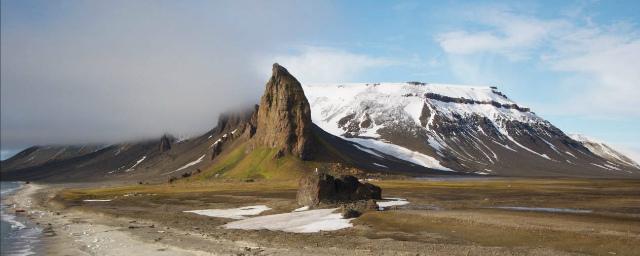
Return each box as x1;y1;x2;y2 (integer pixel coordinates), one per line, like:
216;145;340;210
8;178;639;255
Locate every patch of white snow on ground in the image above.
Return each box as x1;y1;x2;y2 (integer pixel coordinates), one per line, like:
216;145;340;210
293;206;309;212
124;155;146;172
377;198;410;210
373;163;388;168
224;208;352;233
83;199;112;202
348;138;454;172
591;163;620;171
184;205;271;220
163;154;206;175
352;143;383;158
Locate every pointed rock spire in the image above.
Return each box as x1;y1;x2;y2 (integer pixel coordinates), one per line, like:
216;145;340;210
253;63;314;160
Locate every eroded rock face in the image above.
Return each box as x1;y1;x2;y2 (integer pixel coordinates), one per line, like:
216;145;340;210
159;135;173;152
216;105;258;136
253;63;314;160
211;141;223;160
296;172;382;206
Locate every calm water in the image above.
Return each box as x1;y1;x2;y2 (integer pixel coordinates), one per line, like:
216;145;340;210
1;181;43;256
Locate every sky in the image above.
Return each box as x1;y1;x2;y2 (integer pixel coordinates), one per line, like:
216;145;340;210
1;0;639;161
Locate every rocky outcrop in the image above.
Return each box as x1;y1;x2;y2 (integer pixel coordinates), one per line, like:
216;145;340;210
216;106;258;136
253;63;314;160
211;141;223;160
424;93;529;112
159;135;173;152
296;172;382;206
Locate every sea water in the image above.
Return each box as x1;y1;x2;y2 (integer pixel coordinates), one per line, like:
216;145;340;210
1;181;43;256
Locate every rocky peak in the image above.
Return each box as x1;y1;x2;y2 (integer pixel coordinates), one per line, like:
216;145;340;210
253;63;314;160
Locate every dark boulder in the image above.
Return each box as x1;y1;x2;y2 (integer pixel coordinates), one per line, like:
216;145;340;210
296;172;382;206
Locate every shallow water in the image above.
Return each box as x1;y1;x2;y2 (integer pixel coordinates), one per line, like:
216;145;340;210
1;181;43;256
489;206;593;214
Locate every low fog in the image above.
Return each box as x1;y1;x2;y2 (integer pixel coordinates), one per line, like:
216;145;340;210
1;1;333;151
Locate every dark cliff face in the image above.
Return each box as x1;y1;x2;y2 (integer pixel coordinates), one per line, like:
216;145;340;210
215;105;258;138
253;63;314;160
159;134;173;152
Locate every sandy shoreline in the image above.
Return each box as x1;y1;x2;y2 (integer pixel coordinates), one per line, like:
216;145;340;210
5;184;227;255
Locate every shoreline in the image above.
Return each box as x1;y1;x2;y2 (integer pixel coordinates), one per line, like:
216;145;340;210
1;182;45;256
5;183;218;256
5;183;359;255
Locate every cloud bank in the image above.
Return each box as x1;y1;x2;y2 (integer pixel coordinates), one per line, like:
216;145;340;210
1;0;333;149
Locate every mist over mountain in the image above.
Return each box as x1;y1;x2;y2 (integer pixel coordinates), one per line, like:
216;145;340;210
0;0;334;151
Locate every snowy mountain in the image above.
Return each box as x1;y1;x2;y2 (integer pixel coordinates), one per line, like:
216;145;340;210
568;134;640;170
303;82;640;177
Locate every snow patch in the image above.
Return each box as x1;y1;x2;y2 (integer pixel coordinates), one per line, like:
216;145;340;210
352;143;383;158
372;163;388;168
124;155;146;172
223;208;352;233
184;205;271;220
293;206;309;212
348;138;454;172
377;198;410;210
163;154;206;175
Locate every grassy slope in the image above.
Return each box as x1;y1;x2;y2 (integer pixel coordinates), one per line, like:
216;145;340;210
194;129;355;181
195;141;323;181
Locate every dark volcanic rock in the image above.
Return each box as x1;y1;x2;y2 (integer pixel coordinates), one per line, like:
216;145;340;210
253;63;314;160
296;172;382;206
159;135;173;152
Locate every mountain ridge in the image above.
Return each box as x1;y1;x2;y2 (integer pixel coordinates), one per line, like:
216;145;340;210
303;82;640;177
2;67;640;181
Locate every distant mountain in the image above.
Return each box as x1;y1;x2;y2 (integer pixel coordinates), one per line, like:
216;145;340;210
2;65;639;182
568;134;640;171
303;82;640;177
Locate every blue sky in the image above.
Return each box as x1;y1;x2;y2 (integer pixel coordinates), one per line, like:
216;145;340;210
1;0;639;161
271;0;640;160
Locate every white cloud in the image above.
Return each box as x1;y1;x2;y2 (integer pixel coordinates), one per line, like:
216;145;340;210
549;27;640;116
262;47;393;84
435;6;640;117
436;9;565;60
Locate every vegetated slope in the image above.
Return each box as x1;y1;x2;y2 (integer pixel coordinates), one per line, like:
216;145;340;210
303;82;640;177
